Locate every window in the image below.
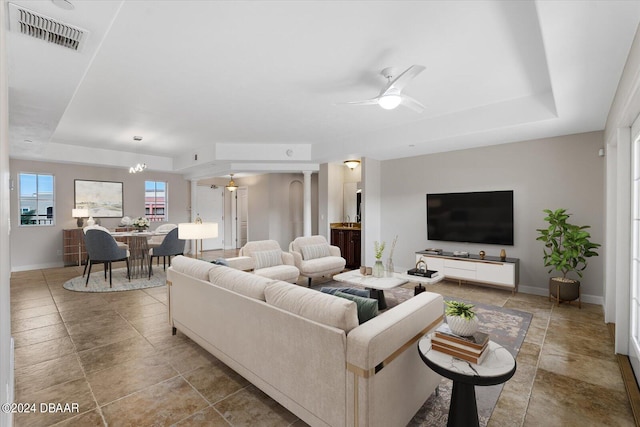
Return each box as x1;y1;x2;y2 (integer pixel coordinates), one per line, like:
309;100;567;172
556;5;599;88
145;180;167;222
19;173;54;226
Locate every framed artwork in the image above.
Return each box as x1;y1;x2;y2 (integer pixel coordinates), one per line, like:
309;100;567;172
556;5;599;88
74;179;123;218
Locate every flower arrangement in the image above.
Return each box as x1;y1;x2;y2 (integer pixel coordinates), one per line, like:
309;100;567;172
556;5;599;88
374;241;386;260
132;216;150;230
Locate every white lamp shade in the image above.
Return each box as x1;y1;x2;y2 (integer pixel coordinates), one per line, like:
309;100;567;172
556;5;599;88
72;208;89;218
178;222;219;240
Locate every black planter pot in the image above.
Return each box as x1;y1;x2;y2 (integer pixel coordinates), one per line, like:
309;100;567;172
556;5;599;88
549;277;581;308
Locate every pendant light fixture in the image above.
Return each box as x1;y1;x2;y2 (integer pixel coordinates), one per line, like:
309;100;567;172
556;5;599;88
344;160;361;170
226;173;238;192
129;136;147;173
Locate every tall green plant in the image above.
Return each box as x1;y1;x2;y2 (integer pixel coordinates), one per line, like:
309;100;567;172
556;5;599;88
535;208;600;280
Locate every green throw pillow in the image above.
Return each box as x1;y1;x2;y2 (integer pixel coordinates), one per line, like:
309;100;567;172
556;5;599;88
334;291;378;324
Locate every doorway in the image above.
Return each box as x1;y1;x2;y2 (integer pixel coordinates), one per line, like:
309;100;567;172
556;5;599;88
230;187;248;249
195;185;224;250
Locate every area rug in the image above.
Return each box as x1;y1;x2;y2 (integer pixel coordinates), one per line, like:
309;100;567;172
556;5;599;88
315;282;532;426
63;267;166;292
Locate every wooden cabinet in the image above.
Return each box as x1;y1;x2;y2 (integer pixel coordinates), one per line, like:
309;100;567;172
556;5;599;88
63;228;86;266
331;228;361;269
416;251;519;292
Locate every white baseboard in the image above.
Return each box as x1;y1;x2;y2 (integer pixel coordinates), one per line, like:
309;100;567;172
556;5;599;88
11;261;64;272
517;285;604;306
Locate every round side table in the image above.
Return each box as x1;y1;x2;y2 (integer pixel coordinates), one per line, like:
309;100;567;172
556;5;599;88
418;336;516;427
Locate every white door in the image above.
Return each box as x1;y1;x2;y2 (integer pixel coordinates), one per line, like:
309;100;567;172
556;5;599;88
195;185;224;250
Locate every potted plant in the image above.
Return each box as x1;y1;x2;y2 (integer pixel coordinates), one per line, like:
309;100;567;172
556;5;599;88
536;208;600;308
445;300;478;336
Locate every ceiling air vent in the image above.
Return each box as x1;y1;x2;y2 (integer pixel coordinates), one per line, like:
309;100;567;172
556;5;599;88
8;3;88;52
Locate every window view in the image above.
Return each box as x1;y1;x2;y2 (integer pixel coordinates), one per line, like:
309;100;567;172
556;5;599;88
145;180;167;222
19;173;54;226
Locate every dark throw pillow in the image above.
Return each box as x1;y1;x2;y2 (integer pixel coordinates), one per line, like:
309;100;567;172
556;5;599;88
320;287;371;298
334;291;378;324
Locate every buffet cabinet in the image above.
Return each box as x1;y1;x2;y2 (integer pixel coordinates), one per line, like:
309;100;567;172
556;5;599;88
63;228;86;266
331;228;361;269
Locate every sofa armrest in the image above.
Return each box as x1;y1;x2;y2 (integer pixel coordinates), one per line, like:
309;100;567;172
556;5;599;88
281;251;295;266
329;245;341;257
226;256;255;272
346;292;443;373
289;249;303;267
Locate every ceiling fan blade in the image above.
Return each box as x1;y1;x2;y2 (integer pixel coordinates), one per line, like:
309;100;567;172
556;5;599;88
382;64;426;94
400;94;425;113
339;98;380;106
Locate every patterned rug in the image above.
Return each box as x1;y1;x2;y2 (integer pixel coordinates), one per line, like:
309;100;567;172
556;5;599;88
315;283;532;426
63;267;166;292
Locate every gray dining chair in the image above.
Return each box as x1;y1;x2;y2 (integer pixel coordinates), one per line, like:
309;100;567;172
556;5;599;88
84;229;131;287
148;227;185;278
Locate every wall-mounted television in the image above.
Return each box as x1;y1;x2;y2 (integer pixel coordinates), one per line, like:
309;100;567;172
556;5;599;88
426;190;514;245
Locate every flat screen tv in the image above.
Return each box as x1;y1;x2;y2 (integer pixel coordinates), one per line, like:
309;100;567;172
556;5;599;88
427;190;514;245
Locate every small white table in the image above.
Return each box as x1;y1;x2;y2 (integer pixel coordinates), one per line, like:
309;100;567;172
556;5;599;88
333;269;444;309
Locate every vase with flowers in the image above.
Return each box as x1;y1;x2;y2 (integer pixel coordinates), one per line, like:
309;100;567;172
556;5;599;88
373;240;386;278
132;216;150;232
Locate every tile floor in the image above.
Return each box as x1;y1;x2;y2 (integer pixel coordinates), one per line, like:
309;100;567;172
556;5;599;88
9;254;636;426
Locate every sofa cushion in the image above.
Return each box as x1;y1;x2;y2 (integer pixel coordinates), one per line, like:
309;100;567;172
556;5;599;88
254;264;300;282
301;243;331;260
208;267;273;301
334;291;378;324
265;281;359;333
254;249;283;269
170;255;218;281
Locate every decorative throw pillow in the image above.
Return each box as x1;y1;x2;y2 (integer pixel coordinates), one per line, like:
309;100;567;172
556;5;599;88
334;291;378;324
253;249;283;269
321;287;371;298
300;243;331;260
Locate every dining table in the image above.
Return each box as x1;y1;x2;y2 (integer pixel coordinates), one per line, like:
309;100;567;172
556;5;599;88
109;230;168;278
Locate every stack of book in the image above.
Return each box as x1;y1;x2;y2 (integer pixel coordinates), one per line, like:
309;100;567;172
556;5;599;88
431;324;490;364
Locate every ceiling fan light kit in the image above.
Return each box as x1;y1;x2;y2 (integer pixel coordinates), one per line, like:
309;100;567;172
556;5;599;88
343;64;426;113
378;94;402;110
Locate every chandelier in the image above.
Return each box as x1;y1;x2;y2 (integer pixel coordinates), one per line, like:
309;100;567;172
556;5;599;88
129;136;147;173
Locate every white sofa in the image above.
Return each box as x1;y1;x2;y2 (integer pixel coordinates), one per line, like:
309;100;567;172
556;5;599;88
289;235;346;286
167;256;444;427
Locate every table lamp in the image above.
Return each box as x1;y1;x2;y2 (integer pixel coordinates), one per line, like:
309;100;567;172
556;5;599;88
72;208;89;227
178;221;218;259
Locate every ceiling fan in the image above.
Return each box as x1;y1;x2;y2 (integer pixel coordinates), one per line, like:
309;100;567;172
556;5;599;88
342;65;426;113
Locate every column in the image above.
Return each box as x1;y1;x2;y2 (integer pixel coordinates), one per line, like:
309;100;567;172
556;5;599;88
189;179;198;255
303;171;312;236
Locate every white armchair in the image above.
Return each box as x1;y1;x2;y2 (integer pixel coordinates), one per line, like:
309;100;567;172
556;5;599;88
289;235;346;286
231;240;300;283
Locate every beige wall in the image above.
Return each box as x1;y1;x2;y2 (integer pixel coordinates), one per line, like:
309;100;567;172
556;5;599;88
10;159;190;271
242;172;318;251
380;131;605;301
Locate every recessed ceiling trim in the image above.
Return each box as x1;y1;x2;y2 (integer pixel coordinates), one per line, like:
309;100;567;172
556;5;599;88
8;3;89;52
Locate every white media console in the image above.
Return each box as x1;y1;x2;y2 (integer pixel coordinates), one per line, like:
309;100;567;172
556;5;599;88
415;251;519;293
